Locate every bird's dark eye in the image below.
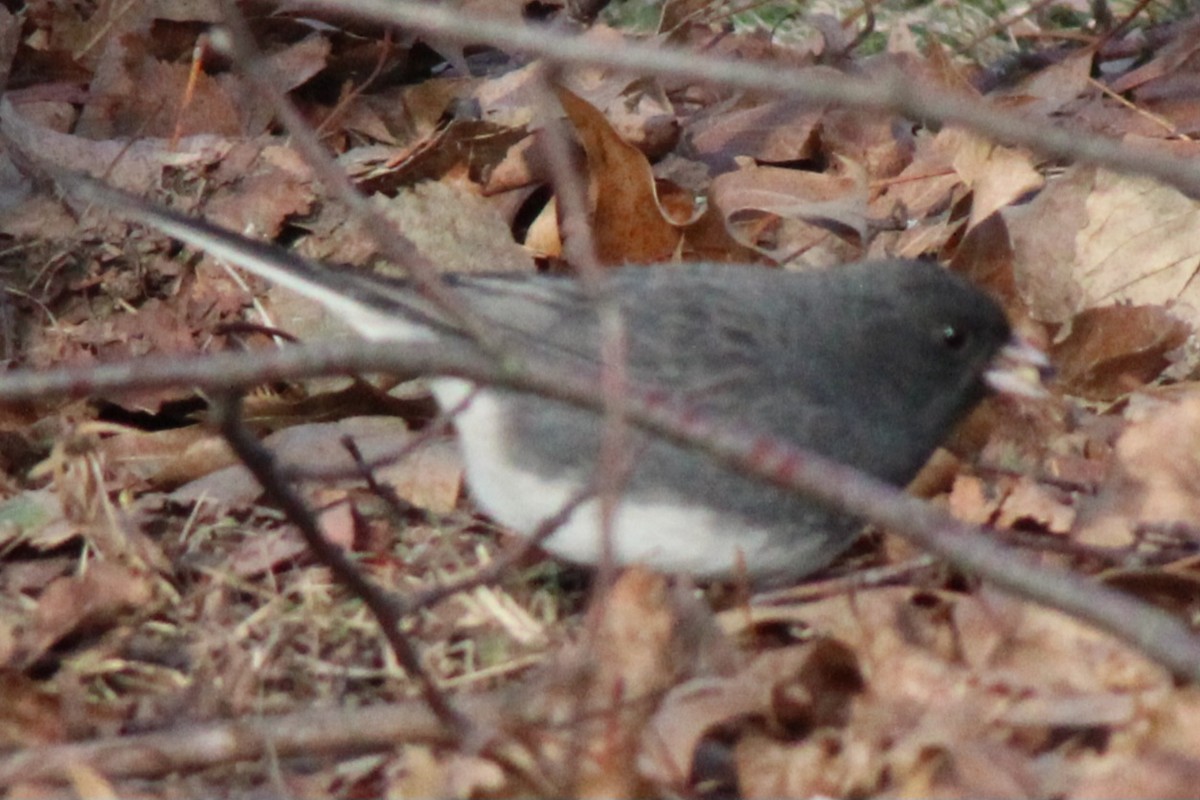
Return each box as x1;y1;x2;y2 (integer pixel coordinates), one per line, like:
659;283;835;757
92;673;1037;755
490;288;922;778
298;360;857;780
941;324;969;351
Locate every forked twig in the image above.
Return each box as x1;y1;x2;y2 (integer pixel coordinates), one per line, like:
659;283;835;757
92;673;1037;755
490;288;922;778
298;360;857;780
210;392;472;739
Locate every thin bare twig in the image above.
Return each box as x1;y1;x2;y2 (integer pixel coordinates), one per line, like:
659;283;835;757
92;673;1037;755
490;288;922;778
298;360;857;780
0;694;472;785
210;1;498;353
531;68;631;599
210;392;473;739
2;343;1200;680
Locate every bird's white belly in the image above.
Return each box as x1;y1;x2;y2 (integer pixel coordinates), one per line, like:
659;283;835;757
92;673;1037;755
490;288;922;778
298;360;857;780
429;378;818;579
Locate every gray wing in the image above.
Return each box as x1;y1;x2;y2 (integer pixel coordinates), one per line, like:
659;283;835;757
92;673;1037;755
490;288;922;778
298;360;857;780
451;268;847;436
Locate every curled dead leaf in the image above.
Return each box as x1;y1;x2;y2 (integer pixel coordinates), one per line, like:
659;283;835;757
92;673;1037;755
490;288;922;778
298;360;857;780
556;85;682;264
638;639;862;792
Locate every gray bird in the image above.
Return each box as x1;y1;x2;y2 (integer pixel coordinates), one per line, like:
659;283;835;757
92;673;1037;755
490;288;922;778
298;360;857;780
70;180;1047;583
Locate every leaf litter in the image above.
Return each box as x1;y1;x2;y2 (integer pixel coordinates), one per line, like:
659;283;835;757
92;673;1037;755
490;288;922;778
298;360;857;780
5;1;1200;797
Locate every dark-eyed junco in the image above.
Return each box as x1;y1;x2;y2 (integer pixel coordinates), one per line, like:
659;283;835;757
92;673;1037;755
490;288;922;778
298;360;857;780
70;179;1047;583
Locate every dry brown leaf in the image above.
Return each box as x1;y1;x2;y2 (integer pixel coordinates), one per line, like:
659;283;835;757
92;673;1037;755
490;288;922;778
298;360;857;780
472;60;542;129
228;501;356;578
923;32;980;98
597;83;679;160
712;161;868;238
556;85;681;265
204;163;316;240
289;202;386;270
1052;304;1191;401
758;589;968;708
21;561;156;669
228;527;311;579
733;729;862;798
366;119;527;192
883;219;959;261
950;211;1024;313
95;426;234;486
483;135;544;195
710;159;867;263
679;201;763;264
376;181;535;274
821;108;916;181
382;746;452;798
573;568;679;797
870;129;965;258
558;25;668;115
1076;168;1200;321
1109;20;1200;95
652;177;696;225
721;591;1088;797
0;189;77;238
994;476;1076;534
76;29;243;139
376;438;463;515
947;473;1001;527
23;298;211;413
0;97;232;193
524;195;563;258
1076;390;1200;548
742;587;1163;796
639;639;862;792
440;752;509;797
363;76;477;147
957;586;1165;691
1003;164;1093;323
590;568;684;700
34;0;222;61
1005;159;1200;327
949;128;1044;230
171;417;437;507
0;673;67;747
1126;685;1200;774
995;50;1095;119
688;101;824;171
1068;751;1200;800
504;567;733;798
333;101;397;145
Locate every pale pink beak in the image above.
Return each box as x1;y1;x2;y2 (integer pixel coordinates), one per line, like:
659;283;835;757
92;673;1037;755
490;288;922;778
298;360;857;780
985;336;1053;399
